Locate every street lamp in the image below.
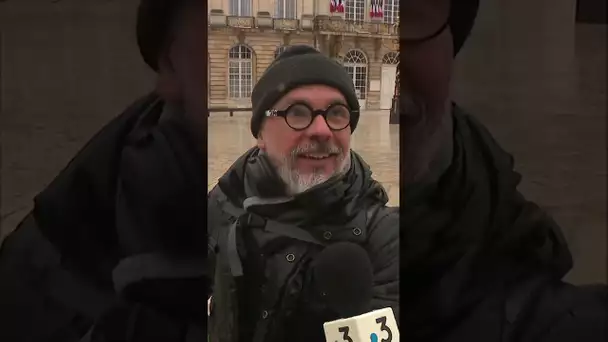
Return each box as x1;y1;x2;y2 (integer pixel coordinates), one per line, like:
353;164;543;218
382;22;399;124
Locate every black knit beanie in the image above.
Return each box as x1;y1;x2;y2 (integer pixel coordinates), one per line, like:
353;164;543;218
450;0;480;56
250;45;360;138
136;0;193;72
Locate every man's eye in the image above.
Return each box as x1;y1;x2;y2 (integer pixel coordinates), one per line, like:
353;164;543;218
329;109;348;118
288;105;311;117
292;110;309;117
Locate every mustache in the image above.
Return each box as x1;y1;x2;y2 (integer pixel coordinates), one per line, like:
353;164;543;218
289;141;343;157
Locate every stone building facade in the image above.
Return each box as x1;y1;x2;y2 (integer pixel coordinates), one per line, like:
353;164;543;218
208;0;400;110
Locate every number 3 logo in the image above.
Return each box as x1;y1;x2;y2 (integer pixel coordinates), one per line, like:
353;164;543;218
338;326;354;342
375;316;393;342
338;316;393;342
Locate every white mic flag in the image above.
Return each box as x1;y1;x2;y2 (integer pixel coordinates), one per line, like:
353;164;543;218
323;307;399;342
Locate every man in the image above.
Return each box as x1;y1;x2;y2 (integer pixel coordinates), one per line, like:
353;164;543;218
400;0;607;341
207;45;400;341
0;1;208;341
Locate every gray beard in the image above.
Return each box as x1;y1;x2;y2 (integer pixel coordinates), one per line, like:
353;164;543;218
271;151;352;195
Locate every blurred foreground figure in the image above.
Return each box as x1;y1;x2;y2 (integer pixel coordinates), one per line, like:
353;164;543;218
0;1;209;341
400;0;607;341
207;45;399;341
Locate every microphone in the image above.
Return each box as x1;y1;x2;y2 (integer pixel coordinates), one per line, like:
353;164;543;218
311;242;374;318
311;242;399;342
282;242;374;342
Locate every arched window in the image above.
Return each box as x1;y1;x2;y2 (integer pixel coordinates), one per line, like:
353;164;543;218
230;0;252;16
276;0;297;19
228;45;253;99
382;51;399;65
383;0;399;24
274;45;289;59
345;0;365;22
343;49;368;100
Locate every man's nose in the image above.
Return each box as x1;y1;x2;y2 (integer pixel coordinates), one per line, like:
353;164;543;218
304;115;333;139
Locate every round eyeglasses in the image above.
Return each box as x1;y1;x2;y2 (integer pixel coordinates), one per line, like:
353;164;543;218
265;103;354;131
401;0;451;44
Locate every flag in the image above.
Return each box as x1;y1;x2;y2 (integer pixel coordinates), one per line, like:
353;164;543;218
370;0;384;18
331;0;345;14
337;0;345;13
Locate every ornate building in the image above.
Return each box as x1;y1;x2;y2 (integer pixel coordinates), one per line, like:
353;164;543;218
208;0;399;110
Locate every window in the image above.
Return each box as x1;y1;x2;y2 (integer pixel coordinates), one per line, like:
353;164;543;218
384;0;399;24
276;0;297;19
382;52;399;65
228;45;253;99
345;0;365;22
343;50;368;100
230;0;252;16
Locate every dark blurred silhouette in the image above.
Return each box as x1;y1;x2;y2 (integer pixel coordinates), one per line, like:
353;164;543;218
0;1;208;341
400;0;607;341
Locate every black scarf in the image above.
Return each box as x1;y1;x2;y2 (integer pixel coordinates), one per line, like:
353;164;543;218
401;108;573;339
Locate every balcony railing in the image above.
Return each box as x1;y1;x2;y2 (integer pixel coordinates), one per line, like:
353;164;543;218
273;18;299;31
226;16;255;29
376;21;400;35
210;11;399;37
315;17;399;36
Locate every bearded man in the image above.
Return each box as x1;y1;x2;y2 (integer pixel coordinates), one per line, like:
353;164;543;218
207;45;400;342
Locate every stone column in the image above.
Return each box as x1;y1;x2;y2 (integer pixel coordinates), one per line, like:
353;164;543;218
208;0;226;12
315;0;330;16
256;0;273;15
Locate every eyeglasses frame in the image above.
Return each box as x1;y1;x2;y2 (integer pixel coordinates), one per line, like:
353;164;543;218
264;103;356;131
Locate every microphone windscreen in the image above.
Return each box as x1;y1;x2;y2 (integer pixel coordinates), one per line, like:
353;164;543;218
312;242;374;318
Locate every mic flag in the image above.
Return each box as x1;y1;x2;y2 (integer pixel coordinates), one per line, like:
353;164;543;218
323;307;399;342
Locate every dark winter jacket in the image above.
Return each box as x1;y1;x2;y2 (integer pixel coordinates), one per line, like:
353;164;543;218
399;105;607;342
0;93;208;342
207;148;400;342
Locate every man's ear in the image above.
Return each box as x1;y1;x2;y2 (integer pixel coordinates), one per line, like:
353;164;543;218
257;133;266;149
155;52;181;101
